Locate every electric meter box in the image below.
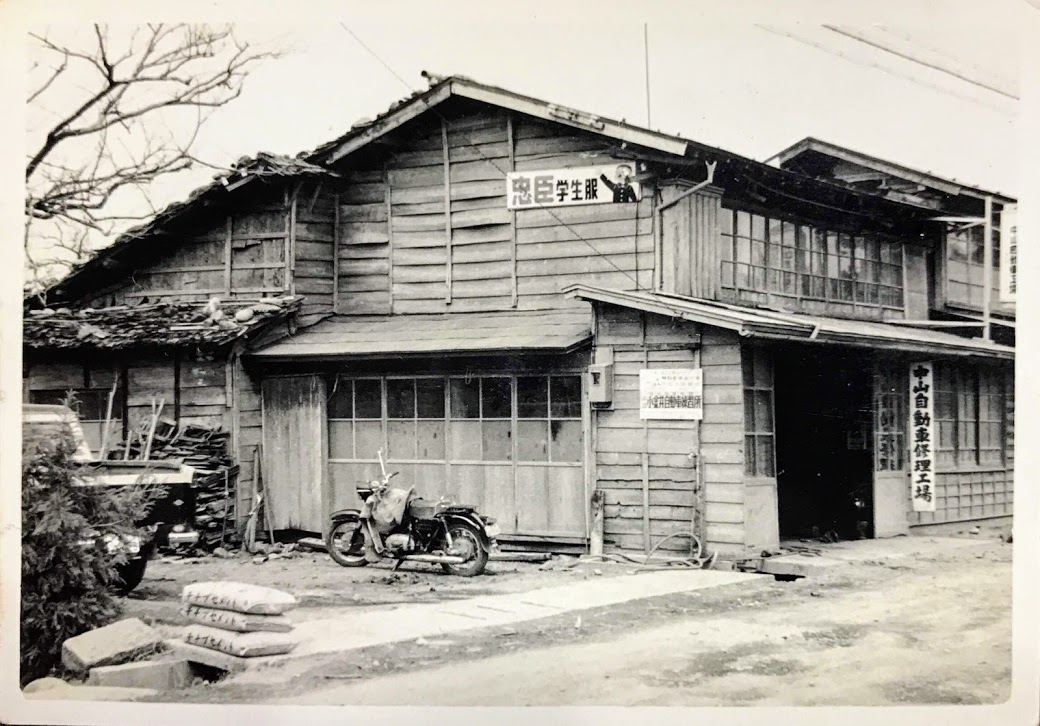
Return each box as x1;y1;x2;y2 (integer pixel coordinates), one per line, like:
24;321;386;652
587;363;614;404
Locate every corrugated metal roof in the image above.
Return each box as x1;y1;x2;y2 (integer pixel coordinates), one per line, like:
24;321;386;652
565;285;1015;361
249;309;592;360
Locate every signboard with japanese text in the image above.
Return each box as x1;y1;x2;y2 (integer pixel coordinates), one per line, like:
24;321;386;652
999;203;1017;304
909;362;936;513
506;163;642;210
639;369;703;420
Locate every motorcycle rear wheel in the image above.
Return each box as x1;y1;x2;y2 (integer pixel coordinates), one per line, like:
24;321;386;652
441;522;488;577
326;520;369;568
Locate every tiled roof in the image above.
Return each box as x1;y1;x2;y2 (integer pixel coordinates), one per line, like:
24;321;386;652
24;295;301;352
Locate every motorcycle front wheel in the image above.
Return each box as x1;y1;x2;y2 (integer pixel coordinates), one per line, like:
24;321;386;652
441;522;489;577
325;520;369;568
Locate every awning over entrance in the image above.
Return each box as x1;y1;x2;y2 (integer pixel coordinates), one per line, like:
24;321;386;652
249;309;592;361
566;285;1014;361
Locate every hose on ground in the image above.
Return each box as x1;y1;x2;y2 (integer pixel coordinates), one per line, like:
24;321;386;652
577;533;718;572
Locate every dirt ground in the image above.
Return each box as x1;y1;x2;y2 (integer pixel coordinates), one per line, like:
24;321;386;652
142;533;1013;707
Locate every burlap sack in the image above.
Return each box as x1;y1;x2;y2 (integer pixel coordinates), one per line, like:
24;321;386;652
182;605;294;633
183;625;298;658
181;582;298;615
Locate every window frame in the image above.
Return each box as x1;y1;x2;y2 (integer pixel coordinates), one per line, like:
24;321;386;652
931;363;1007;470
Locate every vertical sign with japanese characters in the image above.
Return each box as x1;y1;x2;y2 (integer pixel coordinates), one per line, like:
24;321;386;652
506;163;642;210
999;203;1017;304
909;362;936;513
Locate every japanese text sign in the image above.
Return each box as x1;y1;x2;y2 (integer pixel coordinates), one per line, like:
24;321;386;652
506;163;642;210
909;362;936;513
1000;203;1017;304
639;369;703;420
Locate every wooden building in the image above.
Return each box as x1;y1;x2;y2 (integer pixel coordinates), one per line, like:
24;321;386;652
25;77;1016;558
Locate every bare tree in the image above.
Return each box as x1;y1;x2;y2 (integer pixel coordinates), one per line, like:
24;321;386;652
25;24;275;287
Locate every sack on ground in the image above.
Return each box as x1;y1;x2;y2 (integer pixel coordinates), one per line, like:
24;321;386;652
183;625;298;658
182;605;294;633
181;582;298;615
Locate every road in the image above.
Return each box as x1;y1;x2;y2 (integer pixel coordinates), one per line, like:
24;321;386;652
266;537;1012;707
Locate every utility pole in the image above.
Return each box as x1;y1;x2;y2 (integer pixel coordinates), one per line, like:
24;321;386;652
644;22;652;127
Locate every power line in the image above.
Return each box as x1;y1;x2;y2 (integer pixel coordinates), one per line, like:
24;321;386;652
756;24;1013;114
338;21;642;287
822;25;1018;100
644;22;652;128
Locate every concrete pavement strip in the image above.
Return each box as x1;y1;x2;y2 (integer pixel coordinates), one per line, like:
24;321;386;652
171;569;759;672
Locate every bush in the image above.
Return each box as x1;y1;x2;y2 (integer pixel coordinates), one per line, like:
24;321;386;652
20;422;161;685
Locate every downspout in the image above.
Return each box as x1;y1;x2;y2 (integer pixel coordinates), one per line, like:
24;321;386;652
654;161;717;292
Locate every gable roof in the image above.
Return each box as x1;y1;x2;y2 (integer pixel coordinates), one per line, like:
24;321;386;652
767;136;1015;204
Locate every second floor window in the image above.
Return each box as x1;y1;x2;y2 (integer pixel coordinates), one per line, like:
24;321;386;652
719;208;905;311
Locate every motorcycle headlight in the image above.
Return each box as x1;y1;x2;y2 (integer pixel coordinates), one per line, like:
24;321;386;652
172;524;186;533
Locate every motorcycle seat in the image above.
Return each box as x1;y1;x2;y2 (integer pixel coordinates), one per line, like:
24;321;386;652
407;498;438;521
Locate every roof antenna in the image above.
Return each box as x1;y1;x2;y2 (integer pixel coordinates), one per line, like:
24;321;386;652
643;23;652;127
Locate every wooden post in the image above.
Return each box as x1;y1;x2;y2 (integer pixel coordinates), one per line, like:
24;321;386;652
590;489;605;556
288;184;300;296
332;191;341;313
982;196;993;341
641;316;651;555
507;114;518;308
442;119;453;305
223;215;233;295
385;165;395;314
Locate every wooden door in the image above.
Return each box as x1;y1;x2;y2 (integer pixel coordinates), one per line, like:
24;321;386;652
873;363;910;537
262;375;328;534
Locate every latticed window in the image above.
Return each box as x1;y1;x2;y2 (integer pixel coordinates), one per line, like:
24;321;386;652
874;364;905;471
742;347;775;477
931;363;1006;469
720;208;905;310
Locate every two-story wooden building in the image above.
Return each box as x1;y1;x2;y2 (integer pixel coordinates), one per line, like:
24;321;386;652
25;76;1015;559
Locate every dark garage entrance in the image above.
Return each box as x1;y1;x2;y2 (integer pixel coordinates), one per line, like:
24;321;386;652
773;346;875;541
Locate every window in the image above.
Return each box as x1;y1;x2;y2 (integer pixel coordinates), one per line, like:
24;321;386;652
874;364;905;471
944;212;1001;309
330;374;584;465
742;348;775;477
720;207;905;310
29;387;124;453
932;363;1006;469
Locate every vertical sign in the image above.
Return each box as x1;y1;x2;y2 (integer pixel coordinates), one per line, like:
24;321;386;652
639;369;703;420
909;362;936;513
999;203;1017;303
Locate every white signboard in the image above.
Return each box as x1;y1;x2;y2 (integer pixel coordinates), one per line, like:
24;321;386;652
999;203;1017;304
506;163;642;210
639;369;703;420
909;362;936;513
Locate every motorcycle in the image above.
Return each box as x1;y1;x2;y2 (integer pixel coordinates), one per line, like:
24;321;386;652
324;450;500;577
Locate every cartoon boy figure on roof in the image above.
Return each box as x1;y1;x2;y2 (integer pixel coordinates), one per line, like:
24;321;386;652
599;164;639;203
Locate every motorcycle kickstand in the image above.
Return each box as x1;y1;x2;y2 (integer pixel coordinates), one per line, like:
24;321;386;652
391;559;404;572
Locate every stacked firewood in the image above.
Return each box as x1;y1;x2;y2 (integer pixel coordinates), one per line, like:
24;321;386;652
115;418;240;551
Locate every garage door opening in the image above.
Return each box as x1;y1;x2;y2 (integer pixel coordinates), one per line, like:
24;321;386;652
773;347;875;541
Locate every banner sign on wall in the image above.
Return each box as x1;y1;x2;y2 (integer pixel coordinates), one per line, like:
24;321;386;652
639;369;703;420
506;163;642;210
999;203;1017;304
909;362;936;513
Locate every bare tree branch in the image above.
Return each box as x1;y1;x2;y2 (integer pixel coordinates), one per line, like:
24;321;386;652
25;24;277;287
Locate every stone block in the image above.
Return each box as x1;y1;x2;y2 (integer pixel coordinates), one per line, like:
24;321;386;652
61;618;163;673
166;639;250;673
88;658;193;690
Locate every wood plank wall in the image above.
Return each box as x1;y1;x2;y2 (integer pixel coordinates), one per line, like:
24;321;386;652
659;186;722;299
592;304;703;554
292;182;338;324
335;108;654;315
83;186;291;308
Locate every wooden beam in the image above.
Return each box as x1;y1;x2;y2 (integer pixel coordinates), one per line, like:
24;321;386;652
283;187;292;294
442;119;453;304
288;184;300;296
173;352;181;423
507;113;518;308
385;165;395;314
223;215;233;295
982;196;993;341
332;191;341;313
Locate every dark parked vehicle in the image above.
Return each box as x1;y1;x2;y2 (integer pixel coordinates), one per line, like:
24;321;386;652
22;404;199;593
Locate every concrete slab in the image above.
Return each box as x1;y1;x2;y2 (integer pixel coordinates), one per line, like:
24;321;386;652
243;568;758;667
88;658;194;690
165;640;251;673
61;618;164;673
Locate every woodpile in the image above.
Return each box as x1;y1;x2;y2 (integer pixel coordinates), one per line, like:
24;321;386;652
115;418;240;551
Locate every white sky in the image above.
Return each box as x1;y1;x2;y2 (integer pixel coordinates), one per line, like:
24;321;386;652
12;0;1032;255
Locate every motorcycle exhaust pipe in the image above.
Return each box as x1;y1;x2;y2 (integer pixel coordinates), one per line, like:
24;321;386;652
399;554;467;564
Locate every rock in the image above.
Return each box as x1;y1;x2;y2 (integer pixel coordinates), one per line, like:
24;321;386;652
268;553;283;561
284;543;297;554
213;547;231;558
593;569;603;576
969;527;981;535
62;618;163;674
252;555;268;565
23;677;69;694
88;659;193;691
234;308;255;322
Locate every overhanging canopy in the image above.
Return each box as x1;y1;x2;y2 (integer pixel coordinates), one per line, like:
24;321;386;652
249;309;592;361
565;285;1015;361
